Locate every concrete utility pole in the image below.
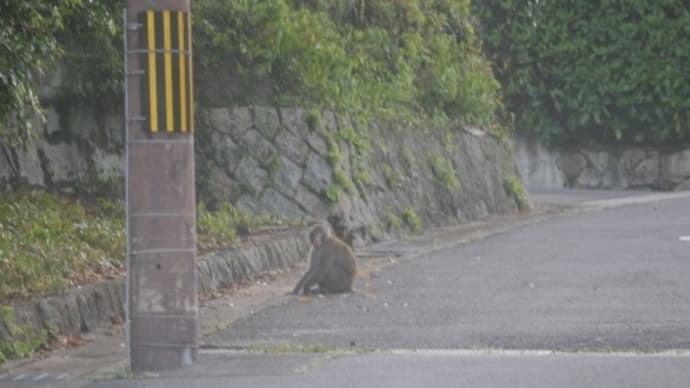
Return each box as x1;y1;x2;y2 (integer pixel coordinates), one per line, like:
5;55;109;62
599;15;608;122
124;0;197;372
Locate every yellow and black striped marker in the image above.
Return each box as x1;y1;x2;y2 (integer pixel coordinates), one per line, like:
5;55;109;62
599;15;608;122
139;10;193;134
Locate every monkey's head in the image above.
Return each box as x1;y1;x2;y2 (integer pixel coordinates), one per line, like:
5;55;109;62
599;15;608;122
309;225;329;247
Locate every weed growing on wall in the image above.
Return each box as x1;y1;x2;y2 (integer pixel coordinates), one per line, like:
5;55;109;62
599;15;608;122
503;175;529;211
401;207;422;233
429;154;462;191
0;305;48;364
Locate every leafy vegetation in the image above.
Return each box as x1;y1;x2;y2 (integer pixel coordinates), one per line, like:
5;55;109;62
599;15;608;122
57;0;124;108
429;154;462;190
0;0;123;145
474;0;690;145
0;305;48;364
503;175;529;211
0;193;288;300
333;168;356;195
401;207;422;233
320;127;360;204
197;201;283;252
325;185;341;206
0;192;125;300
193;0;502;129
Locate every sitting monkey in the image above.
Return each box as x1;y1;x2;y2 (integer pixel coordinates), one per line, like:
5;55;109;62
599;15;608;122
292;224;357;294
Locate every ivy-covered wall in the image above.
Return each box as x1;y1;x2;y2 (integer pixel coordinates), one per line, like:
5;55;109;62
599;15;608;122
0;100;524;245
474;0;690;145
196;106;522;245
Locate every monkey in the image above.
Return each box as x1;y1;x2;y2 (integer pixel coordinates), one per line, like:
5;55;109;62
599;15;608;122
291;224;357;294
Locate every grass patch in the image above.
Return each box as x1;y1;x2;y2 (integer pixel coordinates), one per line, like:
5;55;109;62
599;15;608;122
0;192;292;301
0;192;126;300
197;201;288;252
249;343;337;354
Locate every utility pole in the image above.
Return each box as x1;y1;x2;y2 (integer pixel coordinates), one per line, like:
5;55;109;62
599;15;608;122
124;0;197;372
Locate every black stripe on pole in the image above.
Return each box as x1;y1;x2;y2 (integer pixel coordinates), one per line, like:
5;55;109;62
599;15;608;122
138;10;193;135
171;12;181;133
154;11;166;133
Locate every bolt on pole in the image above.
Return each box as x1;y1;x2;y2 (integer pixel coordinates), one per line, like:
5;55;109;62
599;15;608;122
124;0;197;372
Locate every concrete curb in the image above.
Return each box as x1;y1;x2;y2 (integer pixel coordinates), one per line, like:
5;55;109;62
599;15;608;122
0;228;309;358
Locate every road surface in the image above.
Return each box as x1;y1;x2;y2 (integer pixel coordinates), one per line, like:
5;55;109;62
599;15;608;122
9;190;690;387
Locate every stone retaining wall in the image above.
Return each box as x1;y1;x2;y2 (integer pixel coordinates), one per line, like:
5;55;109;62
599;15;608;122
1;104;523;245
196;107;522;245
514;135;690;191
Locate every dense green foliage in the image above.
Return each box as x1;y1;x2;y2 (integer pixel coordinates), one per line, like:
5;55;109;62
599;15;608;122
474;0;690;145
57;0;124;107
195;0;501;128
2;0;502;145
0;0;123;145
1;0;67;144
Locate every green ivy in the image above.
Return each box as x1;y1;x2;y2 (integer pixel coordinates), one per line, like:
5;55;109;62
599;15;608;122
475;0;690;145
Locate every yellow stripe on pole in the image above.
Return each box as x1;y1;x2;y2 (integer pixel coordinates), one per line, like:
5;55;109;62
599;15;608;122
187;11;194;132
163;10;174;133
178;11;187;133
147;10;158;133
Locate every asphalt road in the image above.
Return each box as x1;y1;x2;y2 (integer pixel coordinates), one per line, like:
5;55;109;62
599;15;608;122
82;192;690;387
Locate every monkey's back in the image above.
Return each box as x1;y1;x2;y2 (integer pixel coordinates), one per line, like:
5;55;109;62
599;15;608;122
322;237;357;292
332;237;357;273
